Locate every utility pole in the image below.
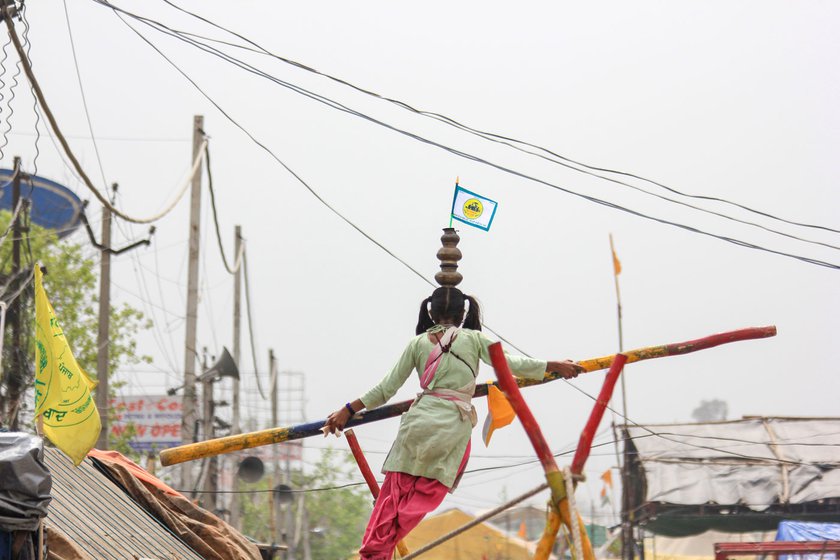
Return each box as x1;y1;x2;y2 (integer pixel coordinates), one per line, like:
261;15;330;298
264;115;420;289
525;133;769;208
95;191;113;449
230;225;243;529
269;349;281;554
284;373;294;560
202;347;217;511
6;157;23;430
181;115;204;489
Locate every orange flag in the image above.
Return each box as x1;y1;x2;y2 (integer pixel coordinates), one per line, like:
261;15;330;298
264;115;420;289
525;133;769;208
600;485;610;506
609;234;622;276
518;519;527;539
601;468;613;487
611;246;622;276
481;384;516;446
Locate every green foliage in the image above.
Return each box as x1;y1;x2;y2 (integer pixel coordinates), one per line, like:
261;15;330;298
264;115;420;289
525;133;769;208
240;447;372;559
240;475;273;543
0;210;151;432
303;448;372;559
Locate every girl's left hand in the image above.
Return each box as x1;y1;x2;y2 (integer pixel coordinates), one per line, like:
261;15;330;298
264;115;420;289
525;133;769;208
547;360;585;379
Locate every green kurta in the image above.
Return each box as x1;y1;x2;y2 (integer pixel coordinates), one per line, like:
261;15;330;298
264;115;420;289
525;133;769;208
360;328;547;488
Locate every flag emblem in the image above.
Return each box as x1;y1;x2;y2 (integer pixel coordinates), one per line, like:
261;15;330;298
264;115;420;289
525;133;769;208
451;184;497;231
462;198;484;220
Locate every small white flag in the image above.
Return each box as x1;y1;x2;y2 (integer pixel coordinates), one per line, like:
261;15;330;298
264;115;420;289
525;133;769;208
451;184;498;231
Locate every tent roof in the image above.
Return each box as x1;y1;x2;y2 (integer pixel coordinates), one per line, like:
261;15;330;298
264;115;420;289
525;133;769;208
44;447;203;559
623;417;840;536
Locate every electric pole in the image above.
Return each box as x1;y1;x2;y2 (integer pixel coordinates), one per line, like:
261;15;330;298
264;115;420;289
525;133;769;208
95;193;113;449
181;115;204;489
230;225;242;529
202;348;218;511
269;349;281;554
6;156;24;430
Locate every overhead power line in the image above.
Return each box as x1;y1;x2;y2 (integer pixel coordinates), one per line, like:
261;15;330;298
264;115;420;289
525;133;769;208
61;0;109;192
242;250;265;399
2;11;207;225
30;2;836;487
204;141;243;275
159;0;840;238
92;0;840;270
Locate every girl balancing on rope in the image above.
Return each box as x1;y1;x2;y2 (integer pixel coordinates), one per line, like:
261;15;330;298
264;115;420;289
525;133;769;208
323;272;582;559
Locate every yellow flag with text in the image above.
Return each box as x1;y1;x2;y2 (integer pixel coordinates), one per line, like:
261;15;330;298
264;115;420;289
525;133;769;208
34;266;101;465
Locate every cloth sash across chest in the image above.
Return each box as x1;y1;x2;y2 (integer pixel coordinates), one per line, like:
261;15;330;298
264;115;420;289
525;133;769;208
412;326;477;427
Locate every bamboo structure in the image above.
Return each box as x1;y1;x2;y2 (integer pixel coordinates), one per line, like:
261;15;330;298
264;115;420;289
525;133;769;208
160;325;775;467
490;342;597;560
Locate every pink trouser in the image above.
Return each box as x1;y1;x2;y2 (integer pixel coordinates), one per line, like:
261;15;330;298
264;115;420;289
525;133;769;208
358;441;471;560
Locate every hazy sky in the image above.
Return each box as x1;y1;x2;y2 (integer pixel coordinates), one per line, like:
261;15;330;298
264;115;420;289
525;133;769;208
3;0;838;520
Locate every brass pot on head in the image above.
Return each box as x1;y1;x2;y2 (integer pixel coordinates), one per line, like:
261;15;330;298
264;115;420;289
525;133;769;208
435;227;462;288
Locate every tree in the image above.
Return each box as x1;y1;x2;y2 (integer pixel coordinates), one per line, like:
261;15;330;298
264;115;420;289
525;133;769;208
301;448;372;559
691;399;728;422
0;210;151;430
240;448;372;558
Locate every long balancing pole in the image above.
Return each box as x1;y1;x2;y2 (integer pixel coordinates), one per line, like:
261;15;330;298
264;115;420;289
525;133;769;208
159;325;776;467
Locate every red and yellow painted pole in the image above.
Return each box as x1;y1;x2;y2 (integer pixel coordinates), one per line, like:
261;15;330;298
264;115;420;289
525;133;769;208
345;429;410;557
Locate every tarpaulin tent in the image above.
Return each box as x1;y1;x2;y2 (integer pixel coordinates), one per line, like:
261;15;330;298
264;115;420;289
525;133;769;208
622;417;840;537
0;433;51;559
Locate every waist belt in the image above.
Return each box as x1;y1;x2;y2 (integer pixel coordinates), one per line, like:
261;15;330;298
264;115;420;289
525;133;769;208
412;386;477;427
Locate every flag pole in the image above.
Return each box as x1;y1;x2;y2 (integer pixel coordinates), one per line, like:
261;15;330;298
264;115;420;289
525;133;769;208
449;176;459;228
609;234;627;417
610;233;636;560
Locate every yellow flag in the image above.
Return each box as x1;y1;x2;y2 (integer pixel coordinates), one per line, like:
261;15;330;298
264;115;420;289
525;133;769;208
481;384;517;446
34;266;101;465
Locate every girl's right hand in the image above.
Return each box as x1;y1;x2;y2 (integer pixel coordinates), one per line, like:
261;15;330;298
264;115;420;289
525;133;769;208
547;360;585;379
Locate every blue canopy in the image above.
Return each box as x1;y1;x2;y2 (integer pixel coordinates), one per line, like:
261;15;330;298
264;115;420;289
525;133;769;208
0;169;83;238
777;520;840;560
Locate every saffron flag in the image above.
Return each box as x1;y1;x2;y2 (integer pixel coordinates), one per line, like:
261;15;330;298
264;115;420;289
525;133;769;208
34;266;101;465
611;244;621;276
481;384;516;446
600;485;611;506
518;519;527;539
601;468;613;487
451;184;498;231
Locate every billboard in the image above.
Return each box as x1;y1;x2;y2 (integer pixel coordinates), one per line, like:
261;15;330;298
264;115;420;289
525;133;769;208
110;395;182;452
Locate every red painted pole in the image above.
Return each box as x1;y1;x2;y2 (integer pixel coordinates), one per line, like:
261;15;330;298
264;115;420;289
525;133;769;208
571;353;628;475
345;430;381;498
489;342;559;476
345;429;410;557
